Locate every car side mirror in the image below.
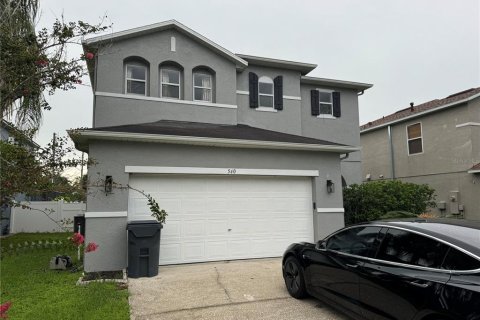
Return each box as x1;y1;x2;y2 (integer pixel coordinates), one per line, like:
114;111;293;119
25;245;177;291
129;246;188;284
315;240;326;250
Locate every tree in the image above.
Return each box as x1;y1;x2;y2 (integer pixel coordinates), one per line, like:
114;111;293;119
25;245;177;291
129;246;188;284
0;0;109;130
343;180;436;225
0;133;88;208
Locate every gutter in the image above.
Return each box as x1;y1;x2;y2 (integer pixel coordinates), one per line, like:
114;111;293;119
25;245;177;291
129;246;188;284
68;130;360;154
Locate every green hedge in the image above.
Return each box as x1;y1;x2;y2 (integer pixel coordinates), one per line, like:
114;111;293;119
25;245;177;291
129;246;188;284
343;180;436;225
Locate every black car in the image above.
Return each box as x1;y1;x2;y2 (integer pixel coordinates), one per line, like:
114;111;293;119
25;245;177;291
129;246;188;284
282;219;480;320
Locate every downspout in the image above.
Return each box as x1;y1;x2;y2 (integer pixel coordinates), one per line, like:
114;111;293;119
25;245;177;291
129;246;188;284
388;125;396;179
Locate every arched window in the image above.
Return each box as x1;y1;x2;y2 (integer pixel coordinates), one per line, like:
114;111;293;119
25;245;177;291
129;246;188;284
258;76;274;108
124;57;149;96
160;61;183;99
193;66;215;102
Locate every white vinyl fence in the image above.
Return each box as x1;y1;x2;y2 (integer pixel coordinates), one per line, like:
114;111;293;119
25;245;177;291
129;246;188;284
10;201;86;233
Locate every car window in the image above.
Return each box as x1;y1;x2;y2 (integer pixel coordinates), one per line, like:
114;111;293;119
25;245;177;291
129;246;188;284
376;228;449;268
442;247;480;271
326;226;382;257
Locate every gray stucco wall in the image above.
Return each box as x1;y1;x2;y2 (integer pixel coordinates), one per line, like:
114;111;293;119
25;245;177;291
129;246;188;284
93;95;237;127
360;99;480;219
85;140;345;271
94;28;237;127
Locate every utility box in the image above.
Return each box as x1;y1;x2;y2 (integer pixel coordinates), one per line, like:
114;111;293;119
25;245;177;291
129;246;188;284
437;201;446;210
450;191;460;215
127;220;162;278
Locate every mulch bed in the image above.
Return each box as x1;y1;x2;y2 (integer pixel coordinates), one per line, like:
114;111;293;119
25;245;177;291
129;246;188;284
82;270;124;281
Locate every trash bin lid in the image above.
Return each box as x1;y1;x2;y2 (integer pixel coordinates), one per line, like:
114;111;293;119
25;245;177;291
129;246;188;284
127;220;162;237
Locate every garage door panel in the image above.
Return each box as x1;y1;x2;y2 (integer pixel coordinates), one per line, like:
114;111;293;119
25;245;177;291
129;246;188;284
128;175;314;265
206;219;228;236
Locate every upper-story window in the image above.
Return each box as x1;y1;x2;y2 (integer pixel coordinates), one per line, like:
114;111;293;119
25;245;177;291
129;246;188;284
319;90;333;115
193;72;212;102
310;89;341;118
161;67;181;99
407;122;423;155
125;64;147;95
258;76;274;108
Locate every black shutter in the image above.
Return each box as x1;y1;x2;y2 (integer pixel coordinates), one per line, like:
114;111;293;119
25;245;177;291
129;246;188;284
273;76;283;110
248;72;258;108
332;91;341;117
311;90;319;116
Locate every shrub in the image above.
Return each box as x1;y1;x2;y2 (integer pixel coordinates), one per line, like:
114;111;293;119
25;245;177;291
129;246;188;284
343;180;436;225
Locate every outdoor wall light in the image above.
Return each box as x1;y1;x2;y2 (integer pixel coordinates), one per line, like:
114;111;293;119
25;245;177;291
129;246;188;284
326;180;335;193
105;175;113;194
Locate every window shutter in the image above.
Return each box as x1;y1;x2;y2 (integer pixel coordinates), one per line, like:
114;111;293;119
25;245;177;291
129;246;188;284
332;91;341;117
249;72;259;108
273;76;283;110
311;90;319;116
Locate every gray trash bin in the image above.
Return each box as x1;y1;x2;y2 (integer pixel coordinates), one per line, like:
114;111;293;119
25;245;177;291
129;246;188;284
127;220;162;278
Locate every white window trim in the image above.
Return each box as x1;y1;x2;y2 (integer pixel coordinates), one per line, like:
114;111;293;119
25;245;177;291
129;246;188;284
160;68;181;100
95;91;237;109
317;114;336;119
406;122;424;156
193;72;213;102
317;88;334;117
255;106;278;113
258;76;274;109
125;64;147;96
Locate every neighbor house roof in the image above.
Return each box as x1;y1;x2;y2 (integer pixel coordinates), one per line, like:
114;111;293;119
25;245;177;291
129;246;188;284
468;163;480;174
83;19;248;69
69;120;359;153
1;120;39;149
236;54;317;75
361;87;480;132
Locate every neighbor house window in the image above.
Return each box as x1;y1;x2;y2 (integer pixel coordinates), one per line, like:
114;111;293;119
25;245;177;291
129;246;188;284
161;68;181;99
193;72;212;102
407;122;423;155
258;76;274;108
319;90;333;115
125;64;147;95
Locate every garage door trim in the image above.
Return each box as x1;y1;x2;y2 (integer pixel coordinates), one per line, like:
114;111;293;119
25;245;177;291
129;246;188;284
125;166;319;177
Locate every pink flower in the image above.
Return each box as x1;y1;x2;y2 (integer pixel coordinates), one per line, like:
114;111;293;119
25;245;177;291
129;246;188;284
84;242;99;253
0;301;12;319
85;52;94;60
70;233;84;246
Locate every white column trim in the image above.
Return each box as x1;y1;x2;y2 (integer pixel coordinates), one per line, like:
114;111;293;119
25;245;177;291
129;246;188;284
236;90;249;95
125;166;319;177
85;211;128;218
316;208;345;213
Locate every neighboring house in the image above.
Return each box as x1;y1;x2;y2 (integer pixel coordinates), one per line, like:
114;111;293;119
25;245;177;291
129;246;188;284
0;120;40;234
70;20;372;272
360;88;480;219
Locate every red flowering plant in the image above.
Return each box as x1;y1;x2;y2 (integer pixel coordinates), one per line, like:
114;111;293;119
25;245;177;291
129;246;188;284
0;301;12;319
69;232;99;263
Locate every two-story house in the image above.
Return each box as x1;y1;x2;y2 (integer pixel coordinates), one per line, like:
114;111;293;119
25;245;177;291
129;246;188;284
360;88;480;220
70;20;372;272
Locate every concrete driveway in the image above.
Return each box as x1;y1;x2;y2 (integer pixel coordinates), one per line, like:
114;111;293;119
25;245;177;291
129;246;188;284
128;258;349;320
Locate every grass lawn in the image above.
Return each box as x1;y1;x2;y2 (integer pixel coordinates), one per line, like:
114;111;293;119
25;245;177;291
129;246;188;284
1;233;130;319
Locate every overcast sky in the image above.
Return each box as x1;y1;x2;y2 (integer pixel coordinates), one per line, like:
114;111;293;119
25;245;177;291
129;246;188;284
35;0;479;148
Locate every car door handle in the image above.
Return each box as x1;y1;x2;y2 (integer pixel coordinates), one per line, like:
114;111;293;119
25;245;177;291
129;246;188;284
346;263;359;268
409;280;431;288
302;254;310;260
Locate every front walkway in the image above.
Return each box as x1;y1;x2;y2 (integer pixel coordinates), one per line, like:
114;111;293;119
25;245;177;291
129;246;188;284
128;258;348;320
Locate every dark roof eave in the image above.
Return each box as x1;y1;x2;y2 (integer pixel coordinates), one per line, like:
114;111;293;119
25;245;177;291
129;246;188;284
69;130;359;154
301;76;373;91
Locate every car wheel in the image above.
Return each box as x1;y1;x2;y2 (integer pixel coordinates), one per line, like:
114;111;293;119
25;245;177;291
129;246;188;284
283;256;307;299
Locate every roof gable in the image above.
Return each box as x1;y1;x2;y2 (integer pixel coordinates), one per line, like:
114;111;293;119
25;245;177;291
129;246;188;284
83;20;248;69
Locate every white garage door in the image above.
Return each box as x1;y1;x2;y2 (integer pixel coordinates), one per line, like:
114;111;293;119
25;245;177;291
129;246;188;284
128;174;314;265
